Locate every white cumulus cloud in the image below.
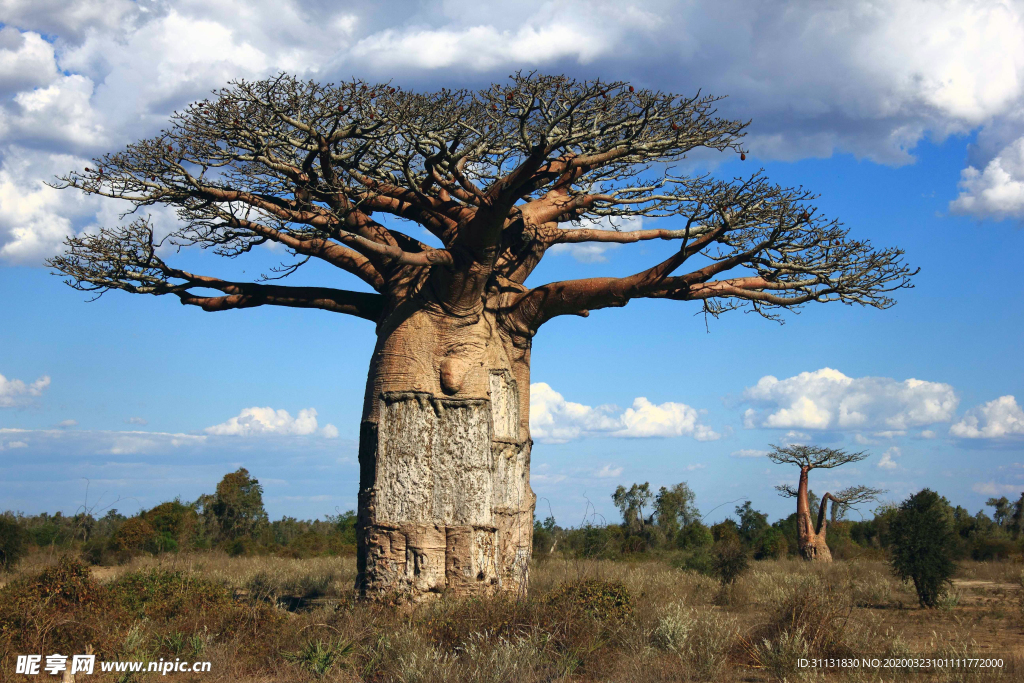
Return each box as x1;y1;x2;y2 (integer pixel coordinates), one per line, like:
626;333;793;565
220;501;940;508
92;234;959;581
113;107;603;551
205;407;338;438
595;464;623;478
0;372;50;407
949;136;1024;219
877;446;901;470
731;449;768;458
950;395;1024;439
742;368;958;431
529;382;719;444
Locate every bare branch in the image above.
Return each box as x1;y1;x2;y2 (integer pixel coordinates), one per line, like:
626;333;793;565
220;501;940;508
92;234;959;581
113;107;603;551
45;219;384;322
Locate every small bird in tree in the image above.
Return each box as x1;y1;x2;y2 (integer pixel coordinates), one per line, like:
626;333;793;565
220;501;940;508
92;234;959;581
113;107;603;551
770;445;880;561
48;72;916;600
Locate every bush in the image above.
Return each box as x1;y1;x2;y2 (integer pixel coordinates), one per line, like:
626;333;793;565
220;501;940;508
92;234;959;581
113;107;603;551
112;517;157;552
106;569;229;621
711;540;749;585
0;557;110;656
674;548;714;575
543;578;633;621
676;521;714;550
710;519;740;544
754;527;788;560
971;535;1017;561
888;489;958;608
0;516;26;570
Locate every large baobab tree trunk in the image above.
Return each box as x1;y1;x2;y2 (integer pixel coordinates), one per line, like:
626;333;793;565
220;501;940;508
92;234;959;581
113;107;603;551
355;302;535;601
796;466;833;562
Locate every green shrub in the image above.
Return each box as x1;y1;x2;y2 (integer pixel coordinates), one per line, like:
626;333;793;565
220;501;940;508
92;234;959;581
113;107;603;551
0;516;26;570
107;569;229;621
543;578;633;621
674;548;714;576
711;540;748;585
754;527;788;560
888;489;958;608
971;535;1017;561
677;521;714;550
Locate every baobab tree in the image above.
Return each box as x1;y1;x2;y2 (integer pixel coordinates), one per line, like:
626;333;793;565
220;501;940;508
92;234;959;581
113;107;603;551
771;445;882;561
49;73;915;600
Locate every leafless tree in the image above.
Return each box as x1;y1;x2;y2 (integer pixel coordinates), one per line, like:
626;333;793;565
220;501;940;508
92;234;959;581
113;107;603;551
771;445;878;561
49;73;916;599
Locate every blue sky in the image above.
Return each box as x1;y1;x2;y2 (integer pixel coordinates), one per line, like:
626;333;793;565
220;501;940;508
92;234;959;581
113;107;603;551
1;0;1022;526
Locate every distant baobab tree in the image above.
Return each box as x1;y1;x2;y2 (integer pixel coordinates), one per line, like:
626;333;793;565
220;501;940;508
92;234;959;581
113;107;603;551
49;73;916;600
772;445;885;561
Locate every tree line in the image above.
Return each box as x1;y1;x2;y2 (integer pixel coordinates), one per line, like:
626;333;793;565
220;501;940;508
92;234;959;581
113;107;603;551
532;481;1024;567
0;468;356;568
2;467;1020;590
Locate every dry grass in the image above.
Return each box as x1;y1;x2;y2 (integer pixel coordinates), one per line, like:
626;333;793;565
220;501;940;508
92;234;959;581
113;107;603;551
1;553;1022;682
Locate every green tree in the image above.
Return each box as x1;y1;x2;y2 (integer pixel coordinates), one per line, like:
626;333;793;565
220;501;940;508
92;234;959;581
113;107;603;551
676;521;714;550
754;527;788;560
0;515;26;571
209;468;268;542
1012;493;1024;538
987;496;1012;527
888;489;958;608
612;483;652;534
734;500;769;546
532;515;558;557
654;482;700;540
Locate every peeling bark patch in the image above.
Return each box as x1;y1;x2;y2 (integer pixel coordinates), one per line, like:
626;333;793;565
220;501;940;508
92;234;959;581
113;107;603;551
489;370;519;442
445;525;499;594
376;393;493;525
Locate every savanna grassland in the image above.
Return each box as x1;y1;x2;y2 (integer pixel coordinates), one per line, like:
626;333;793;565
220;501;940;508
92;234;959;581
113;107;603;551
2;550;1022;683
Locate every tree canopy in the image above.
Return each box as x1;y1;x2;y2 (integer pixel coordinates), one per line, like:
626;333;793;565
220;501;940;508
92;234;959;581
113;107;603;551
768;445;869;472
48;72;916;336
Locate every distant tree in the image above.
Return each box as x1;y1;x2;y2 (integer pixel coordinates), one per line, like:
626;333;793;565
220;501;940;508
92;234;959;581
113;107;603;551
710;519;741;544
888;489;958;608
770;445;874;561
532;515;559;557
142;500;199;550
0;515;26;571
987;496;1012;528
754;527;788;560
612;483;653;534
734;500;769;546
676;520;714;550
1012;493;1024;538
654;482;700;540
208;468;269;542
111;517;157;552
95;509;126;539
